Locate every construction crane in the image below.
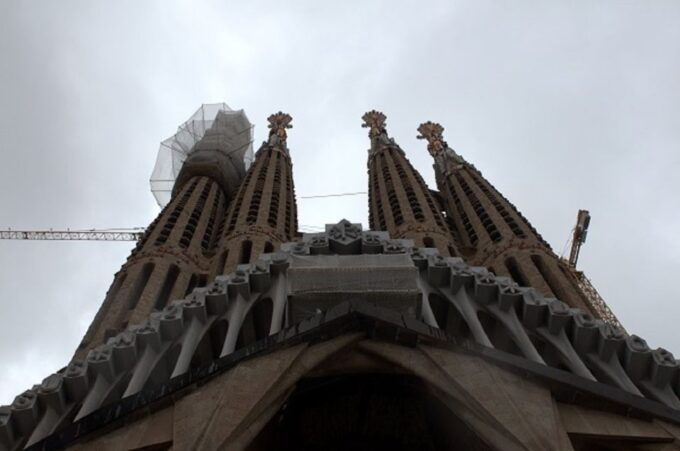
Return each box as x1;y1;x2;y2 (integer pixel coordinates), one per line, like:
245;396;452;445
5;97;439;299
0;192;367;243
563;210;623;329
0;228;144;242
1;208;622;329
568;209;591;268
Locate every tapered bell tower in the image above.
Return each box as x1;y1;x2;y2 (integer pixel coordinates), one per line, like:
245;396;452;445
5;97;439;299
213;112;298;277
363;111;457;256
75;106;252;359
417;121;595;315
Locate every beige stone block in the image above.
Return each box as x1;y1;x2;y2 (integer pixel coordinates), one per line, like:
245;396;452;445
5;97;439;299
421;344;574;451
557;402;674;442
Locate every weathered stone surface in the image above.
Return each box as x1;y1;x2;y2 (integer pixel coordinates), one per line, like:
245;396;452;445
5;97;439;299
225;333;364;449
69;406;173;451
173;344;306;450
182;334;363;450
422;345;573;451
357;340;528;451
557;402;673;441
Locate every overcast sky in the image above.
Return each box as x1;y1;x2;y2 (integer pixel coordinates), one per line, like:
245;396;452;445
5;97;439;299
1;1;679;405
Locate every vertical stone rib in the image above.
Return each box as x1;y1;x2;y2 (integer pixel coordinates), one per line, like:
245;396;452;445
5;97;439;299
371;154;389;231
282;155;296;238
453;171;502;243
459;171;509;239
152;178;201;247
465;170;526;239
383;149;411;224
266;153;280;227
444;171;479;248
201;185;226;253
179;177;213;249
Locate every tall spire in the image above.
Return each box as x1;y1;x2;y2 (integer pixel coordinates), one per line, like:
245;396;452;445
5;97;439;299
416;121;447;156
417;121;465;165
215;112;298;275
267;111;293;148
419;120;598;315
361;110;393;154
74;107;253;359
364;111;457;256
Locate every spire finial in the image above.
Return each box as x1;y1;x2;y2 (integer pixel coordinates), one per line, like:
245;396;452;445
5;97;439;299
267;112;293;146
361;110;387;139
417;121;448;156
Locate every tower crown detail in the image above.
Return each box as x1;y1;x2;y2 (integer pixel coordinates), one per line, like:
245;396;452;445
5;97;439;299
417;121;448;156
362;110;399;155
361;110;387;139
267;112;293;147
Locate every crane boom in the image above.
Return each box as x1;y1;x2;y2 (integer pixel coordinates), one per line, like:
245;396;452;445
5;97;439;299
0;229;144;242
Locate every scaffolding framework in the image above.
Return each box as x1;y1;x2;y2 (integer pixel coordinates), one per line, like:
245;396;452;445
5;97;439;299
150;103;254;207
572;269;624;330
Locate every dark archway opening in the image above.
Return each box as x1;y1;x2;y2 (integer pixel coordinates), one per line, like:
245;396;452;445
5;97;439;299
154;265;180;311
240;240;253;264
128;263;154;310
247;374;493;451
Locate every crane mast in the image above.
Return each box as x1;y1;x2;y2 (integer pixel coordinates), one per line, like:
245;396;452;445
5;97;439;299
564;210;623;329
0;228;144;242
568;209;591;268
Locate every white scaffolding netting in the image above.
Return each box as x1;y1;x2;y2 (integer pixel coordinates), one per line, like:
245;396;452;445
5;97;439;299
150;103;254;207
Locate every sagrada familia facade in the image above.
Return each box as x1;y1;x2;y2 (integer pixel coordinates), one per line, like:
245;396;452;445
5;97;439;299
2;107;680;450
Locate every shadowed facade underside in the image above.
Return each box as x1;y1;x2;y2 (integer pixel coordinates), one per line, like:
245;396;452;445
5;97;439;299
249;374;494;451
4;221;680;451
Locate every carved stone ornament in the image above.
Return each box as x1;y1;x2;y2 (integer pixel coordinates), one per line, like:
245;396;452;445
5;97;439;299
267;112;293;146
417;121;448;155
361;110;387;139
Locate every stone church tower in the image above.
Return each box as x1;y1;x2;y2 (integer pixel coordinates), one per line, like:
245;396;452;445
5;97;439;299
214;112;298;277
416;121;595;315
2;108;680;451
364;110;457;256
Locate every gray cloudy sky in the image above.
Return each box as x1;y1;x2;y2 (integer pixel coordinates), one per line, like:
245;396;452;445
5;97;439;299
1;1;679;404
